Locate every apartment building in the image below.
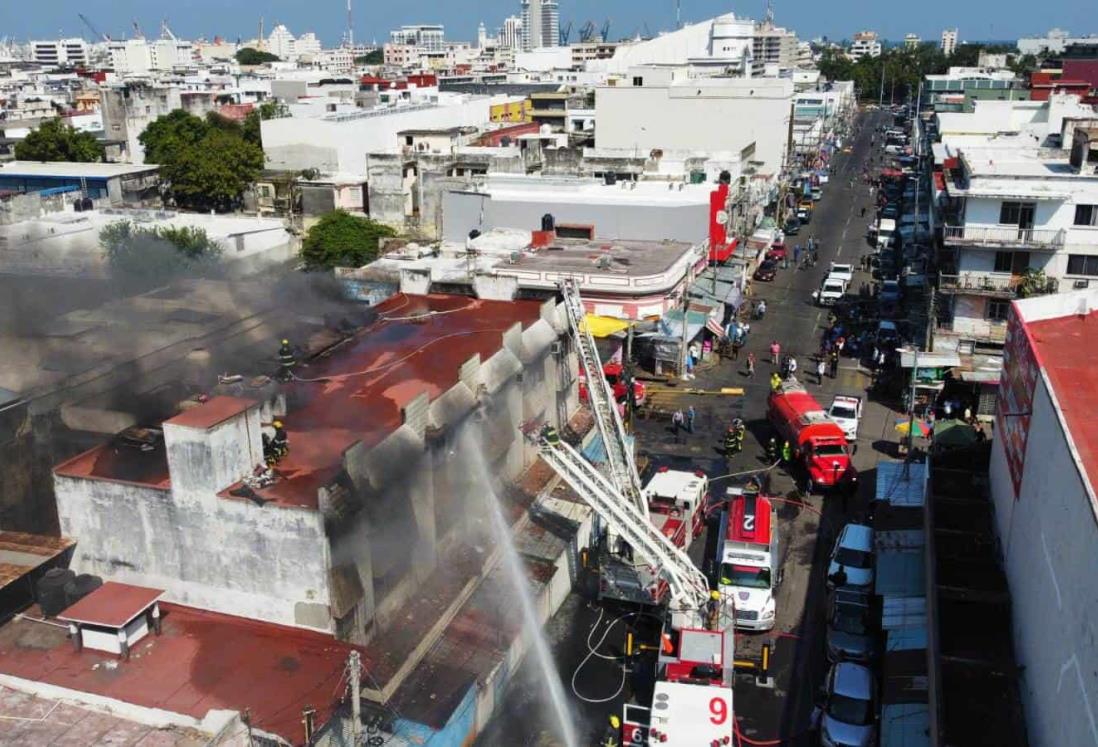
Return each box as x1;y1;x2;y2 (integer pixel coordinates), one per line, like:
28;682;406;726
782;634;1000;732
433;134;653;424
849;31;882;60
390;25;446;52
933;124;1098;352
753;21;798;70
941;28;959;56
30;39;89;68
521;0;560;51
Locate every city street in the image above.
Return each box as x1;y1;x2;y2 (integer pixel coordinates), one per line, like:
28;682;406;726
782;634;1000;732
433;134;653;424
478;108;906;747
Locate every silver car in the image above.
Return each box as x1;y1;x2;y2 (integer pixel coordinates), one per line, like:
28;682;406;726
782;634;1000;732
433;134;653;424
826;588;876;663
819;662;877;747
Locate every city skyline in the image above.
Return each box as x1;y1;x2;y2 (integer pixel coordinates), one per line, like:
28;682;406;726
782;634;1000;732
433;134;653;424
1;0;1093;48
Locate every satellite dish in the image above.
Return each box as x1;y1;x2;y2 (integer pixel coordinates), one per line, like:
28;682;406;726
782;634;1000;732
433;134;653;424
715;210;730;226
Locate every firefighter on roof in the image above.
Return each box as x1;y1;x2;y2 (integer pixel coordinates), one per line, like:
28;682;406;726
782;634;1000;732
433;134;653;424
276;339;296;382
541;424;561;446
263;420;289;464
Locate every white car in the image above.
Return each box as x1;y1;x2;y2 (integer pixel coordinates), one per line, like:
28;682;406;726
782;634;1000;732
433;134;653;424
828;395;863;442
828;524;875;591
815;277;846;307
829;263;854;285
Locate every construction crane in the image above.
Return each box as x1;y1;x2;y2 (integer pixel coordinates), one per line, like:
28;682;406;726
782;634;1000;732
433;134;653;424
559;21;572;45
558;278;647;518
160;20;177;41
578;21;597;43
77;13;110;42
131;19;145;40
600;19;612;42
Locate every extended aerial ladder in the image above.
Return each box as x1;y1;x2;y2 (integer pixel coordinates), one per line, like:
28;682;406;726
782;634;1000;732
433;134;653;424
558;278;648;520
537;433;715;629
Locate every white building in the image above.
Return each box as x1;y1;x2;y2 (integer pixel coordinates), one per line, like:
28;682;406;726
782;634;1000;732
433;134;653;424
521;0;560;51
31;39;89;67
753;21;798;70
295;33;323;59
315;48;354;74
500;16;524;50
941;28;959;56
1017;28;1098;56
390;25;445;52
590;13;758;77
109;40;152;75
932;98;1098;351
594;67;793;176
849;31;882;60
267;24;297;60
904;33;921;50
987;288;1098;747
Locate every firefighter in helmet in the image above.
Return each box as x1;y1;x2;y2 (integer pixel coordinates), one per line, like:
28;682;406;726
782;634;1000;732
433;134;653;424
264;420;289;464
541;424;561;447
724;426;739;456
276;339;296;382
706;589;722;630
600;714;621;747
734;418;747;449
766;437;779;464
770;372;782;393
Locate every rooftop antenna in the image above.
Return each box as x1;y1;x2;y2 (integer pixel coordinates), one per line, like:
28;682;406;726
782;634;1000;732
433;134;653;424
347;0;354;48
258;17;265;50
676;0;682;30
765;0;775;25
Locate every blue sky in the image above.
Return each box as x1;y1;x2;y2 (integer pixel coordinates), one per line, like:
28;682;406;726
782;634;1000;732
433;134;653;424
1;0;1091;47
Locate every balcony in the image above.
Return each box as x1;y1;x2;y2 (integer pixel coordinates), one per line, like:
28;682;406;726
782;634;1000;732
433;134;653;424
939;271;1059;298
943;224;1065;250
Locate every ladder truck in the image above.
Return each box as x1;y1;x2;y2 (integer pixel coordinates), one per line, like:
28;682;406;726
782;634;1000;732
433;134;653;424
535;431;737;746
558;279;707;606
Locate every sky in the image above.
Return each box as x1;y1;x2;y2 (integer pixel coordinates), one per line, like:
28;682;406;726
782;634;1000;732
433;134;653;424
1;0;1093;48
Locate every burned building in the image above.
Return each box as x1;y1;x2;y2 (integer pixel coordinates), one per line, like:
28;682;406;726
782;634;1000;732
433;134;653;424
52;293;578;642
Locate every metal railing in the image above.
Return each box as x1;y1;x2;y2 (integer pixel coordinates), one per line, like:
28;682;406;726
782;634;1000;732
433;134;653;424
938;271;1016;294
943;224;1065;249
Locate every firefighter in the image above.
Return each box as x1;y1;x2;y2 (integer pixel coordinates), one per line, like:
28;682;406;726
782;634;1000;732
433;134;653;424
264;420;289;464
781;439;793;465
541;424;561;446
601;715;621;747
724;427;739;456
706;590;722;630
770;372;782;393
276;339;296;382
766;437;779;464
735;419;747;449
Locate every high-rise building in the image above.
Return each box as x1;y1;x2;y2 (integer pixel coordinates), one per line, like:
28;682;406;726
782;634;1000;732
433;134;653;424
31;38;89;67
521;0;559;51
295;32;323;59
941;28;959;56
389;25;445;52
904;33;921;50
849;30;882;60
500;16;523;50
267;24;297;60
753;21;798;69
477;22;489;50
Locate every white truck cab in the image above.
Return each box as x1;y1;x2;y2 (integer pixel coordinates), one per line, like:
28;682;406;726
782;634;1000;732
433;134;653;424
717;488;779;631
815;276;847;306
828;395;863;442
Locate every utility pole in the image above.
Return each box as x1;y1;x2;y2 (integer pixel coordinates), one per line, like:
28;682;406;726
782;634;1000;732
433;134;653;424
878;61;885;107
348;651;362;741
680;262;693;379
904;348;918;475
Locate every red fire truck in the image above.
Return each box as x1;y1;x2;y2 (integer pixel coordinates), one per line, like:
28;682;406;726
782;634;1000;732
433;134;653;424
579;361;647;407
768;377;856;492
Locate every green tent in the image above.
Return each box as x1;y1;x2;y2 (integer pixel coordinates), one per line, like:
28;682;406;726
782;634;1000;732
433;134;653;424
932;419;977;450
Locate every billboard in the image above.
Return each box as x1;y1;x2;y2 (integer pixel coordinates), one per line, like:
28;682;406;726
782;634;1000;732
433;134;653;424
996;304;1039;499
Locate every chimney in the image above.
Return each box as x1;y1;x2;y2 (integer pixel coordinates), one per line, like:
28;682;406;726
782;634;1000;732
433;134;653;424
163;396;262;496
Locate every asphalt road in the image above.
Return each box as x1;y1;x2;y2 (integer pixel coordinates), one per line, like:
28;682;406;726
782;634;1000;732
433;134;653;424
478;107;902;747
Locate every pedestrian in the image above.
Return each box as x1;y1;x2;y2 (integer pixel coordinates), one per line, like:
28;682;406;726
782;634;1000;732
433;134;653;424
793;244;801;265
860;205;866;217
671;409;683;438
686;406;696;434
766;437;779;463
817;357;826;385
731;339;741;360
836;336;846;356
781;439;793;465
770;340;781;365
746;351;756;378
829;351;839;379
787;355;798;378
877;349;886;370
964;405;973;423
943;399;953;419
770;372;782;393
975;422;987;442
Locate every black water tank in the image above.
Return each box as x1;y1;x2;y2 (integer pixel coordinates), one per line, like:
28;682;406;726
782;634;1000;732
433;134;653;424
63;574;103;609
604;172;617;186
81;197;93;211
36;568;75;618
468;229;481;240
73;199;84;212
541;213;555;232
718;170;732;185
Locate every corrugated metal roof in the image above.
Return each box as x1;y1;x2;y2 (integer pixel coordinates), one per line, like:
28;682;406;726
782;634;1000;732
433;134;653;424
882;596;927;630
876;551;926;599
881;703;931;747
876;461;928;507
887;625;928;651
876;529;925;553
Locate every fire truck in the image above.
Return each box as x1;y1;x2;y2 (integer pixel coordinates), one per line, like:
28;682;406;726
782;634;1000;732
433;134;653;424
768;376;856;492
579;361;647;407
716;487;779;631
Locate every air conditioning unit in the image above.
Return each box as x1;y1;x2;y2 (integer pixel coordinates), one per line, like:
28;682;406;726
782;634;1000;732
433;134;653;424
550;341;563;356
1074;279;1090;289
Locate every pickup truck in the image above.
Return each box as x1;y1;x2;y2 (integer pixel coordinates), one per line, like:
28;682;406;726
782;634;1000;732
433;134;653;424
828;395;863;442
815;275;847;306
829;263;854;285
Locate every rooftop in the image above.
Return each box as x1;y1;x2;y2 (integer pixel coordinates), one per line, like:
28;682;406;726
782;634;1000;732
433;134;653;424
0;531;75;591
58;582;165;628
163;396;257;430
0;603;363;745
0;161;159;179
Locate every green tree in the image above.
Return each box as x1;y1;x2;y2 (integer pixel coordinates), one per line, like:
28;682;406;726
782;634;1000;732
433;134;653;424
355;49;384;65
14;118;104;162
101;220;222;280
235;47;280;65
139;109;264;212
301;210;396;269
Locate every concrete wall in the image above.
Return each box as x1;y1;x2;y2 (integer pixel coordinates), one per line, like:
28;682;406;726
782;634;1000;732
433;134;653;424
594;79;793;176
989;377;1098;747
441;188;709;244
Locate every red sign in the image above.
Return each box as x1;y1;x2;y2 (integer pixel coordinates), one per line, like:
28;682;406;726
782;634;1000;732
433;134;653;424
996;305;1039;499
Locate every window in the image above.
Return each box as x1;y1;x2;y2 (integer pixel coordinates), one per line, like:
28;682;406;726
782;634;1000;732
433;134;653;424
632;76;644;86
1067;254;1098;276
987;300;1010;321
1075;204;1098;227
993;251;1013;272
405;135;414;146
999;200;1035;227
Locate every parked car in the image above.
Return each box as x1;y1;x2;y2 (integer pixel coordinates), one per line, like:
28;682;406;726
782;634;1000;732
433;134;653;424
826;588;876;663
828;395;863;442
797;206;811;224
814;276;847;307
767;242;788;261
829;263;854;285
754;259;779;281
812;187;824;201
828;523;874;590
878;279;901;304
784;218;801;236
818;662;878;747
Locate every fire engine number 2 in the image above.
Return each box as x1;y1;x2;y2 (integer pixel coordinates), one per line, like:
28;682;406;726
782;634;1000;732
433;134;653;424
709;697;729;725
